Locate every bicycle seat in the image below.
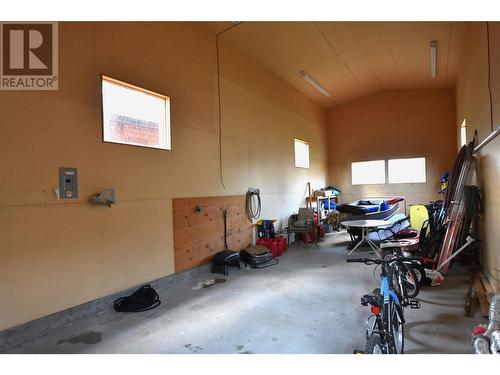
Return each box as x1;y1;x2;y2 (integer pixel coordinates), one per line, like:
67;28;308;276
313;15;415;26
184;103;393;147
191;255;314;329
361;288;383;307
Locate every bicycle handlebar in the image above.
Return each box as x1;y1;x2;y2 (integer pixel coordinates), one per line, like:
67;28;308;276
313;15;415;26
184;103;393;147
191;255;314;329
346;256;422;265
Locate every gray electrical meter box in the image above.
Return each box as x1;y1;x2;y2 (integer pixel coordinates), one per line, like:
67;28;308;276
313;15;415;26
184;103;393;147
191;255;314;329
59;167;78;199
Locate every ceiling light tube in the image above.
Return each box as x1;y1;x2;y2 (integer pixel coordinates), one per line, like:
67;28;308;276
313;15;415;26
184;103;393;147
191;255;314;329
430;40;437;79
300;70;331;98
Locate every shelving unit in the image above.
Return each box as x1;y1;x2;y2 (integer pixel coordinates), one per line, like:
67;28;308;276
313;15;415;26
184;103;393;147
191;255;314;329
306;195;339;221
317;195;339;221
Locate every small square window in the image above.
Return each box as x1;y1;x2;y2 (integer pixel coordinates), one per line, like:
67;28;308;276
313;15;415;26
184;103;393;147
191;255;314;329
294;139;309;168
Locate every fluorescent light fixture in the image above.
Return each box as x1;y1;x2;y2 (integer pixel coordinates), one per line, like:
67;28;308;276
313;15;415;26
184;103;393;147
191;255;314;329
430;40;437;79
299;70;331;98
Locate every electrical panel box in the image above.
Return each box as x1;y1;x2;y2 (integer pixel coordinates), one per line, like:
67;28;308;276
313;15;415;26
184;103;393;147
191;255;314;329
59;167;78;199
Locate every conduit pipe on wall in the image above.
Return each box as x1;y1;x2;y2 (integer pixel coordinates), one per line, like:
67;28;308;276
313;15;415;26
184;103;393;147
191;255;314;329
216;22;243;189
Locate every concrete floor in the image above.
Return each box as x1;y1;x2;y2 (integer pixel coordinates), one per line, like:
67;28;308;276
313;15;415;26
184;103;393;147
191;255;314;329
2;231;480;354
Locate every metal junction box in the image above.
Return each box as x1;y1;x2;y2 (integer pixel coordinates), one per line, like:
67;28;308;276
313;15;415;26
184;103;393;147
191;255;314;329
58;167;78;199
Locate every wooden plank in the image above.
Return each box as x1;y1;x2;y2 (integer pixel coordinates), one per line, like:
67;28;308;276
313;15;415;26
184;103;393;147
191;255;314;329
102;75;170;100
173;195;252;273
473;277;490;318
479;272;495;303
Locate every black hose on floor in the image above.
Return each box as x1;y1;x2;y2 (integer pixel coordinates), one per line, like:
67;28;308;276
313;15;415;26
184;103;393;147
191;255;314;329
113;285;161;313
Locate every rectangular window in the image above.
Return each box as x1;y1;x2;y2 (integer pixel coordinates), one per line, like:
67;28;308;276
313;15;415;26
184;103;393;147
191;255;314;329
101;75;171;150
460;119;467;146
351;160;385;185
294;139;310;168
388;157;426;184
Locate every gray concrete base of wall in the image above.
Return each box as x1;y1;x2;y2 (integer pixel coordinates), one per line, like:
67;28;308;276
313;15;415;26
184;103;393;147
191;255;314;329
0;264;211;352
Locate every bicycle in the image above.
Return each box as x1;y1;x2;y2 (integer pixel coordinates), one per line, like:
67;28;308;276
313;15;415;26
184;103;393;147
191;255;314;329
347;256;422;354
379;239;443;299
379;243;421;301
374;218;440;290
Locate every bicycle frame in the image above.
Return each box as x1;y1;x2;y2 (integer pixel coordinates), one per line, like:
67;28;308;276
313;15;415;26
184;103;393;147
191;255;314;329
348;255;421;354
382;275;400;305
366;267;405;354
381;246;422;303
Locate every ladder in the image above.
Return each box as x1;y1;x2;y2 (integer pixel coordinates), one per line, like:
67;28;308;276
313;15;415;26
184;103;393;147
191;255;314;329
437;134;477;273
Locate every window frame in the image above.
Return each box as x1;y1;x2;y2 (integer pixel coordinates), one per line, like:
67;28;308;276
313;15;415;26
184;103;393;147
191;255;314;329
351;160;386;185
294;138;310;169
101;74;171;151
387;157;427;184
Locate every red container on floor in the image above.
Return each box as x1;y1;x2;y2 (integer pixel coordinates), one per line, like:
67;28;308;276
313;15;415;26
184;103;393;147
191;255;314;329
256;238;279;257
319;225;325;238
277;236;287;256
300;214;320;243
300;232;316;244
300;226;325;243
256;237;287;257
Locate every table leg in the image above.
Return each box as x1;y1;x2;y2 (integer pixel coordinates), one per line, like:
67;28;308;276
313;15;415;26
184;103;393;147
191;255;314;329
366;238;382;258
347;227;367;256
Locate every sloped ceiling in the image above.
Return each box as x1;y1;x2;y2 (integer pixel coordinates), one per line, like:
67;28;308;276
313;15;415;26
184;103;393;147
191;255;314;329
208;22;466;108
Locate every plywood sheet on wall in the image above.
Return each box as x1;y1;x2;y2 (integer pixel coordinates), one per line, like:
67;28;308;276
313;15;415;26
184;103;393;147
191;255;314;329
173;195;252;272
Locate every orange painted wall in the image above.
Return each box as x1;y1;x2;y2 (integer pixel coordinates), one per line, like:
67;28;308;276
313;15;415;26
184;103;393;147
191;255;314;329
456;22;500;291
0;22;328;331
327;89;457;209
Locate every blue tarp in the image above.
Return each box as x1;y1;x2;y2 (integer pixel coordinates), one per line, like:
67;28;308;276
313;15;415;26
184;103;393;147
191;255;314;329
322;201;337;210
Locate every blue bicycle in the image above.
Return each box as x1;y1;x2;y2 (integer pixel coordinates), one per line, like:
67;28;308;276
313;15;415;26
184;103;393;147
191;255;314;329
347;256;421;354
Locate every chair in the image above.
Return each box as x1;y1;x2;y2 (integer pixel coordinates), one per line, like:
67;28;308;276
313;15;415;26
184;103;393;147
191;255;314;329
409;205;429;237
286;207;318;247
379;218;430;256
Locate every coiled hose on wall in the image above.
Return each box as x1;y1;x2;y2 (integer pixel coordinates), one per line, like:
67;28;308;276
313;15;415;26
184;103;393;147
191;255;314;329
246;188;261;221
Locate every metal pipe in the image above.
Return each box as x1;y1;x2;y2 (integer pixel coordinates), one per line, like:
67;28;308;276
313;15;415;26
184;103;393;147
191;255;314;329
437;236;475;271
474;125;500;154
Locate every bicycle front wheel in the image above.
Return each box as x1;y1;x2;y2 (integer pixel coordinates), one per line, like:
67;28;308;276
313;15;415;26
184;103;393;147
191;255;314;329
365;333;385;354
412;262;427;287
401;263;420;298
